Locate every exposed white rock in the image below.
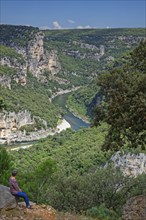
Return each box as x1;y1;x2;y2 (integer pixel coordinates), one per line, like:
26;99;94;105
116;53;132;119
111;151;146;177
0;109;71;144
0;57;27;87
0;31;62;87
56;119;71;132
0;110;34;144
27;33;61;78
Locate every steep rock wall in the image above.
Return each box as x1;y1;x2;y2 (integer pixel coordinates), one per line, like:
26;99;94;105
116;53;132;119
0;31;61;87
111;151;146;176
0;57;27;88
0;110;34;144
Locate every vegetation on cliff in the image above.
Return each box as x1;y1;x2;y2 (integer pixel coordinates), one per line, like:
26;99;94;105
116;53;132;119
93;40;146;150
66;41;146;150
0;72;61;128
0;24;39;47
0;45;25;63
44;28;145;87
0;25;145;130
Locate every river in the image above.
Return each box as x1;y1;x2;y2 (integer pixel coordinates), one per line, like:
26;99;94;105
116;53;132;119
52;92;90;130
5;92;90;150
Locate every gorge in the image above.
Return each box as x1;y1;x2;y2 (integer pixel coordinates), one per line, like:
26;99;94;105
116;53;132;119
0;25;145;144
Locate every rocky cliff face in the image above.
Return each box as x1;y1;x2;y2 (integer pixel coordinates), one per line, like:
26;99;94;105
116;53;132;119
26;32;61;79
0;30;61;87
0;110;34;144
0;57;27;88
65;41;105;61
0;28;62;143
111;151;146;177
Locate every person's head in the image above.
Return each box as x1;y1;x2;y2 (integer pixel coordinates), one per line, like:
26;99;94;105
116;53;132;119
12;170;17;177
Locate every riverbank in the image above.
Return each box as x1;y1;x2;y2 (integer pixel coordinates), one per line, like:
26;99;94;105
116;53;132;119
7;119;71;151
2;87;87;146
50;86;81;101
67;105;91;124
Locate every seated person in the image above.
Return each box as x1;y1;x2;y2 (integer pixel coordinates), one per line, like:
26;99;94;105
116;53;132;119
9;170;32;209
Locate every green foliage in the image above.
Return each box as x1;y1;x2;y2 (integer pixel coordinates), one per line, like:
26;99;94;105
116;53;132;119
8;124;146;218
11;125;109;174
0;97;6;110
0;45;25;64
93;41;146;150
45;165;146;213
0;72;61;127
0;146;13;185
17;158;57;203
66;82;99;120
0;25;39;47
86;204;121;220
44;28;145;88
0;65;17;76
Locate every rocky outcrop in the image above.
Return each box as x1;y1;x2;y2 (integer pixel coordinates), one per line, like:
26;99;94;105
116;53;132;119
0;30;62;87
122;195;146;220
111;151;146;176
66;42;105;61
0;75;11;89
0;185;57;220
0;110;34;144
0;202;57;220
0;185;17;210
0;57;27;88
18;32;61;79
48;51;61;75
0;110;70;144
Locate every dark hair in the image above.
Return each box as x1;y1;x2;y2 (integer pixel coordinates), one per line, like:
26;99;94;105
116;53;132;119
12;170;17;176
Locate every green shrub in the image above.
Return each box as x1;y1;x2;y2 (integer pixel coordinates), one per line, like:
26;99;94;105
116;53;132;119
86;204;121;220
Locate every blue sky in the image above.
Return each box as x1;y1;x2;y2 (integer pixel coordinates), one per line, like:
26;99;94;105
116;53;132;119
1;0;146;29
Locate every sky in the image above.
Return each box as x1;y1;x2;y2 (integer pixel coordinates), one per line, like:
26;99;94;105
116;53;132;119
0;0;146;29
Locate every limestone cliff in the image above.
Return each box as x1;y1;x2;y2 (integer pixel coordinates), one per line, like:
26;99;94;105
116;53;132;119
0;28;62;142
0;29;61;87
0;56;27;88
111;151;146;177
0;110;49;144
0;110;34;144
26;32;61;78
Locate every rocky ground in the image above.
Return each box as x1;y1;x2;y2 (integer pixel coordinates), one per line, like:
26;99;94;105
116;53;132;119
0;203;97;220
0;203;56;220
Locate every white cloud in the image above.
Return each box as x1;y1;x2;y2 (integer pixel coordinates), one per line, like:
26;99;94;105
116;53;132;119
52;21;62;29
77;25;93;29
67;19;75;24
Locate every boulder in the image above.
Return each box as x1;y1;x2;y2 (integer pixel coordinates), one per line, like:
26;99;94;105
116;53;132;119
122;195;146;220
0;185;17;210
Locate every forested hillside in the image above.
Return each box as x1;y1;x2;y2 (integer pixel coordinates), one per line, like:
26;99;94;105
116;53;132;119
1;125;146;219
0;25;145;144
65;40;146;157
0;25;146;220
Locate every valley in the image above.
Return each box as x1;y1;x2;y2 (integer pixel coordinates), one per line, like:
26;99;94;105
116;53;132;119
0;24;146;220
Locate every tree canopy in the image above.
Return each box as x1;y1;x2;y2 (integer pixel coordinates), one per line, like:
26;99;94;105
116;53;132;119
93;40;146;150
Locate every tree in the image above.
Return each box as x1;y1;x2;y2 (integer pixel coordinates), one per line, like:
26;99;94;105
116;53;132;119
0;146;13;185
0;97;6;110
93;41;146;150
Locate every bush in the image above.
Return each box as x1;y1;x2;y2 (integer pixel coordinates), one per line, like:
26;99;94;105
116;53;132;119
86;204;121;220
